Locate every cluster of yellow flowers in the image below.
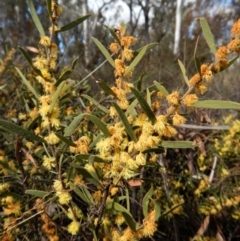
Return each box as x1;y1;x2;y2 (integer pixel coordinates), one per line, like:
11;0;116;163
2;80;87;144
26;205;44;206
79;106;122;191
35;199;59;241
0;189;21;241
102;211;157;241
165;18;240;124
0;48;15;76
198;195;240;218
214;119;240;158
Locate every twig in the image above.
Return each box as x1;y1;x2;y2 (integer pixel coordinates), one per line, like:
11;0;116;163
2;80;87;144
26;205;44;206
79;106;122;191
192;155;218;240
178;124;229;130
95;183;110;234
158;154;179;241
209;155;218;183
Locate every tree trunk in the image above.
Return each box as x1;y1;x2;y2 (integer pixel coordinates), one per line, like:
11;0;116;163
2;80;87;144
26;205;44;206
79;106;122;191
174;0;182;55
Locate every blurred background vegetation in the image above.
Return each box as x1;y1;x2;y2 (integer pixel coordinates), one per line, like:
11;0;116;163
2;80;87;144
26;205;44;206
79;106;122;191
1;0;240;101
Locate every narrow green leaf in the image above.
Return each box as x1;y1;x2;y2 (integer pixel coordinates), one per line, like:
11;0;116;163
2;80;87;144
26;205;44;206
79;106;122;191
27;0;45;36
194;56;202;78
106;201;136;231
130;87;157;123
71;166;100;187
18;47;33;66
46;0;52;17
52;211;64;221
126;188;130;211
25;189;49;198
69;182;93;204
27;115;41;130
74;59;108;88
161;140;194;149
136;72;146;91
55;133;76;147
0;119;46;143
122;212;136;231
92;37;115;67
71;56;79;70
82;94;109;114
50;81;65;113
193;100;240;110
193;36;202;78
15;67;39;99
153;201;161;221
198;17;217;54
228;55;239;67
98;80;118;98
18;47;42;76
142;186;154;217
89;133;104;148
55;69;72;86
112;102;137;142
125;99;138;117
82;114;110;137
89;155;106;163
160;202;184;219
75;154;90;161
178;59;189;86
135;42;159;54
124;45;147;76
142;147;164;154
146;88;151;106
0;84;6;90
64;114;83;136
153;80;169;96
80;186;94;204
104;25;121;46
58;14;91;32
67;166;74;183
75;154;105;164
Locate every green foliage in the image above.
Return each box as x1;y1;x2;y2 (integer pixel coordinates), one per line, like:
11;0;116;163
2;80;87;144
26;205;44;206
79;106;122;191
1;2;240;241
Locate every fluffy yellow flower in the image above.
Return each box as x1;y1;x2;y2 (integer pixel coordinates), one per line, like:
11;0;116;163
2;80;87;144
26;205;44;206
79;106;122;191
109;42;119;53
189;73;200;86
121;227;135;241
182;94;198;107
166;91;180;106
41;68;51;79
84;164;95;174
57;191;72;205
123;48;133;61
111;229;121;240
114;59;126;77
135;152;146;166
44;132;60;145
115;212;125;226
49;25;60;33
53;179;63;191
0;183;10;193
43;155;55;170
44;82;55;94
172;113;186;126
195;83;208;95
67;220;80;235
3;201;21;216
67;206;82;220
142;210;157;237
231;18;240;38
154;115;166;135
39;36;51;46
33;57;48;69
110;187;119;196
